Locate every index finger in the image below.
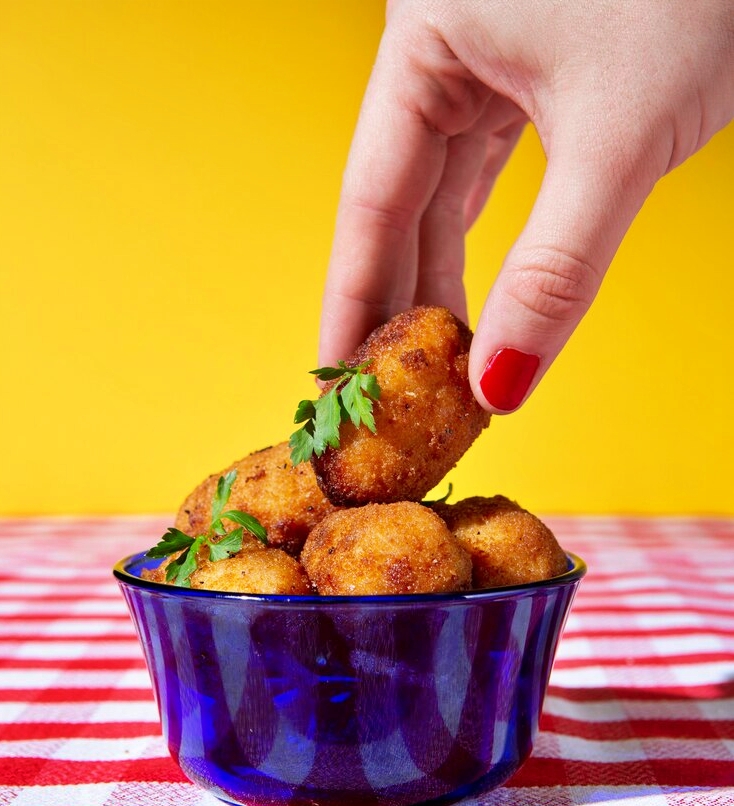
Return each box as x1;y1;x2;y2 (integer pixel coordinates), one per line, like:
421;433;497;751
318;19;491;366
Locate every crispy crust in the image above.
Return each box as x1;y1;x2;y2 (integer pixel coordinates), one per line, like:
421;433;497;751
432;496;568;588
312;306;490;506
174;441;340;555
142;531;311;595
301;501;472;595
141;532;265;586
188;548;312;594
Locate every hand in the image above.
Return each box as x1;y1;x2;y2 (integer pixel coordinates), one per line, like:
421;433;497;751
319;0;734;412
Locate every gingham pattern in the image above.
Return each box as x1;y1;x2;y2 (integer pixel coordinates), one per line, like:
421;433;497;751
0;516;732;805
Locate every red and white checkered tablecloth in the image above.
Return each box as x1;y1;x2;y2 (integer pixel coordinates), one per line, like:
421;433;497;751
0;516;732;805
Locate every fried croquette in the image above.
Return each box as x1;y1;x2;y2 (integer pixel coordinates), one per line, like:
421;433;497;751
141;531;266;586
432;496;568;588
175;441;340;555
312;306;490;506
188;548;312;595
301;501;472;595
311;306;490;506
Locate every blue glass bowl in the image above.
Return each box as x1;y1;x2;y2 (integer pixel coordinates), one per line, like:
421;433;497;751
114;551;585;806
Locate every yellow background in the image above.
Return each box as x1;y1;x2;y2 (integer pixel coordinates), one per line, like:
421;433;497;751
1;1;732;516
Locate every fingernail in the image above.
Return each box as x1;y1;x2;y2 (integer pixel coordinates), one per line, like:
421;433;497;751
479;348;540;412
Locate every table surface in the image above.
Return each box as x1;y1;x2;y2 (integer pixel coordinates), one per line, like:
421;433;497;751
0;516;732;805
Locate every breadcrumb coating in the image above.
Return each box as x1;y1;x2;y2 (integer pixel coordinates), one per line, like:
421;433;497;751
174;441;340;556
301;501;472;595
141;533;265;586
312;306;490;506
189;548;312;595
432;496;568;588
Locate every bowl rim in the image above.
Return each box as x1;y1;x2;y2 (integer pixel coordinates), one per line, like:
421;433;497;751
113;550;586;605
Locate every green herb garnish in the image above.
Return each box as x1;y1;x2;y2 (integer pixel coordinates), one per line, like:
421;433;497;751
289;360;381;465
145;469;267;587
422;483;454;506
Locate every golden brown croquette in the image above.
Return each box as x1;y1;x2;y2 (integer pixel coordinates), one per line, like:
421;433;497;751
301;501;472;595
174;441;340;556
311;306;491;506
432;496;568;588
188;548;312;595
141;531;267;586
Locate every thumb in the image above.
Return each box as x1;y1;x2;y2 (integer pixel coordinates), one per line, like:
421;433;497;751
469;140;661;413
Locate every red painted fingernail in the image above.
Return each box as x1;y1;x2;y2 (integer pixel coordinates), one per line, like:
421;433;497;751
479;348;540;412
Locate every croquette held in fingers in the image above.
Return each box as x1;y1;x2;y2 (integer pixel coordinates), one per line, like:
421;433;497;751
312;306;490;506
432;496;568;588
301;501;472;595
175;441;339;556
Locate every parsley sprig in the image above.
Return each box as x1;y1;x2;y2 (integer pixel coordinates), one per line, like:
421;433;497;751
145;470;267;587
422;483;453;506
289;360;381;465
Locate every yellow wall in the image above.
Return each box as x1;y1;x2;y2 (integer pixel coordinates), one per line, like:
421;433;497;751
1;1;732;515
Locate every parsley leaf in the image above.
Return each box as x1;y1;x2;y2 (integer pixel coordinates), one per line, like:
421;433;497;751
166;535;205;587
146;527;194;558
289;360;381;465
312;387;342;455
219;509;267;543
211;469;237;526
289;424;315;467
340;372;377;432
208;527;244;562
144;469;267;587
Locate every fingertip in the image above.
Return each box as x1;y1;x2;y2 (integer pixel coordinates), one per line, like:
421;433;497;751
473;346;541;413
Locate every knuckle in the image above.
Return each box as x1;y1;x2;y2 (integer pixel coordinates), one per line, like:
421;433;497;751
347;195;417;238
504;248;601;324
429;186;466;218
